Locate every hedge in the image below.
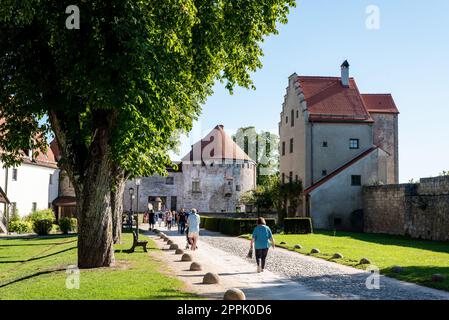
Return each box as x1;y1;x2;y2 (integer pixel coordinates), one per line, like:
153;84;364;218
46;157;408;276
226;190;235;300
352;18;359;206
283;218;313;234
200;216;276;236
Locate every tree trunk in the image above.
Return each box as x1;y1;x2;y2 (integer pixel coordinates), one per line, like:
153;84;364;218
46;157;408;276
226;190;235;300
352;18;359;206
77;112;116;269
111;165;126;244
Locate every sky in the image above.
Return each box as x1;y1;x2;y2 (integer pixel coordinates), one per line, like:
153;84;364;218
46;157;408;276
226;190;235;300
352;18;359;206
171;0;449;183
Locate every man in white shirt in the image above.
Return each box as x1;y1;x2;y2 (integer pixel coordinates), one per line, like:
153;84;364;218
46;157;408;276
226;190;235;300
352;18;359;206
186;208;200;251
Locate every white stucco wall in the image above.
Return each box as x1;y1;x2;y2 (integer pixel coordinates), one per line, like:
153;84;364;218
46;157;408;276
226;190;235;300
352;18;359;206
0;163;59;217
309;148;387;229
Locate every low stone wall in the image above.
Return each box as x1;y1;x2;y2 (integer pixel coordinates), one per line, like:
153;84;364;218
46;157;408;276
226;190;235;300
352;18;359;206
363;176;449;241
199;212;278;223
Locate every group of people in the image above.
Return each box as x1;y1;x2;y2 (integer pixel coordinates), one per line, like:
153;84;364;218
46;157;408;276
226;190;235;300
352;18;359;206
145;208;201;251
145;208;274;272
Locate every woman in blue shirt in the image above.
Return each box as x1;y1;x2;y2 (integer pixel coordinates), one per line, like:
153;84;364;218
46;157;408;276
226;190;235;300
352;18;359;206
250;217;275;273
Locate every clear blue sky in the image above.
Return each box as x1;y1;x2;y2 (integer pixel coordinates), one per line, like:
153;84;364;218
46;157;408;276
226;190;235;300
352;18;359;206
172;0;449;183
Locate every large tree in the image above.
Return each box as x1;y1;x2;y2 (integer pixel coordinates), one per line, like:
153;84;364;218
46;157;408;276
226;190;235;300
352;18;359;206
0;0;295;268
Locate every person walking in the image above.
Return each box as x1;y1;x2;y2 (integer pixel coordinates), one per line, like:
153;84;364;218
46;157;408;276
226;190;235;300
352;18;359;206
178;210;186;234
250;217;275;273
186;208;200;251
148;209;156;231
157;212;163;228
166;211;173;230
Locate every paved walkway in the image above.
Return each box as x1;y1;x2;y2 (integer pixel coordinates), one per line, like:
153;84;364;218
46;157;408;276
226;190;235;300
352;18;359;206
144;226;449;300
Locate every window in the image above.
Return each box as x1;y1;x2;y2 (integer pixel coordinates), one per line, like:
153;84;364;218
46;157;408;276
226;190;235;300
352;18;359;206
12;169;18;181
289;138;294;153
349;139;360;149
285;116;288;124
296;110;299;118
351;175;362;186
31;202;37;212
49;174;53;185
236;185;241;191
192;181;200;192
282;173;285;184
291;109;294;127
289;172;293;183
282;141;286;156
322;141;328;147
166;177;174;185
322;170;327;176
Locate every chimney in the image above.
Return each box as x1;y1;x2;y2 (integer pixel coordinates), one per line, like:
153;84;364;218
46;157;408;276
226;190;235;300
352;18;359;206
341;60;350;87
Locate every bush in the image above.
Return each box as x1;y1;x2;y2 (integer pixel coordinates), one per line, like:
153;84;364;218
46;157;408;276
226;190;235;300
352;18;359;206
201;217;276;236
59;217;78;234
33;219;53;235
26;209;55;223
8;220;32;234
283;218;313;234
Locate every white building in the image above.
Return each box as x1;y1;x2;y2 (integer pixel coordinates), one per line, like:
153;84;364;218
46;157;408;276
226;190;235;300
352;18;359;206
0;148;59;232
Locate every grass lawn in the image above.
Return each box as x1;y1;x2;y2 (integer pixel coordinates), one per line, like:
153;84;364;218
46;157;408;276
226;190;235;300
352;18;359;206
242;230;449;291
0;232;199;300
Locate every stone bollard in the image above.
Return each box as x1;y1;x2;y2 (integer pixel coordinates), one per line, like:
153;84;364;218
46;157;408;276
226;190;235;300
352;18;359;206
359;258;371;265
190;262;202;271
167;240;174;245
181;253;193;262
169;244;179;250
332;253;343;259
223;288;246;300
203;273;220;284
175;248;184;255
294;244;302;249
310;248;320;254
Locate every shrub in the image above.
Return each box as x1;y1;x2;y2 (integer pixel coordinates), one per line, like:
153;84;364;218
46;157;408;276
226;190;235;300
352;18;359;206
26;209;55;223
59;217;78;234
70;218;78;233
283;218;313;234
8;220;32;234
33;219;53;235
200;216;208;229
201;217;276;236
204;217;221;232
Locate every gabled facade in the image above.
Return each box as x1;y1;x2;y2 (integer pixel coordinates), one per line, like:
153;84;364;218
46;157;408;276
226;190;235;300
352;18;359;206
279;61;399;230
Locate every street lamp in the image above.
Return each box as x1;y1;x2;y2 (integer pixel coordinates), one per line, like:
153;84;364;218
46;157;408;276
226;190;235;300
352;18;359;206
128;187;134;230
135;178;141;240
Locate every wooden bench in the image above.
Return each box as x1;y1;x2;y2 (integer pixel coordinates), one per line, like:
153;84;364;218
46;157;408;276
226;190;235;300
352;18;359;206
128;231;148;253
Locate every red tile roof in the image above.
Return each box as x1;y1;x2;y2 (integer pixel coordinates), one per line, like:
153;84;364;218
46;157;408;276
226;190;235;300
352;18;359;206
296;76;374;123
304;146;379;194
362;94;399;114
182;125;253;163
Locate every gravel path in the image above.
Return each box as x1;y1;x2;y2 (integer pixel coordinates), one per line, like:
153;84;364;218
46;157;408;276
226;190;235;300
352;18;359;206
200;230;449;300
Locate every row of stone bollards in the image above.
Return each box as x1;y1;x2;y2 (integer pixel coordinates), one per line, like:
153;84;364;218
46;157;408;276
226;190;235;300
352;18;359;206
153;229;246;300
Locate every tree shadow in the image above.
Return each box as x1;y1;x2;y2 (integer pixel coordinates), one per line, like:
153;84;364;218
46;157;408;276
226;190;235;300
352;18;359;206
0;246;76;264
0;239;77;248
0;267;67;289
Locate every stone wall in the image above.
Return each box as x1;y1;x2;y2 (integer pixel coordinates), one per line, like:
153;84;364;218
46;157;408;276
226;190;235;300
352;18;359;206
200;212;278;222
363;176;449;241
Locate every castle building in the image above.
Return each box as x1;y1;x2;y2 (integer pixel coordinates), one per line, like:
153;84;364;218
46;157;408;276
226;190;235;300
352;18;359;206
124;125;257;213
279;61;399;230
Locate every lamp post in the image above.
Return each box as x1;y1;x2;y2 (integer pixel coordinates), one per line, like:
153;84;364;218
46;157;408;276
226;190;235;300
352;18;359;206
129;187;134;230
135;178;141;240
